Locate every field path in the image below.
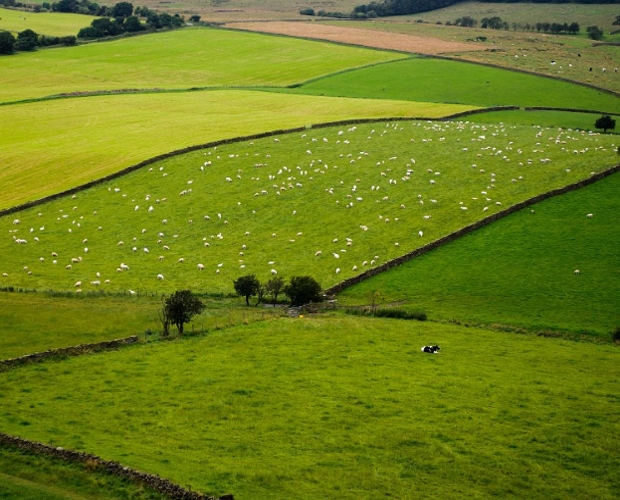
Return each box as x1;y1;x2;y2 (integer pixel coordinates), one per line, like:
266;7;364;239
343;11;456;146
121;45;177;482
226;21;486;55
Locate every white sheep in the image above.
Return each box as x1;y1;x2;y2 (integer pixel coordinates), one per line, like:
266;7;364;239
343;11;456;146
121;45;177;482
157;274;164;280
197;263;205;270
271;269;278;275
574;270;580;275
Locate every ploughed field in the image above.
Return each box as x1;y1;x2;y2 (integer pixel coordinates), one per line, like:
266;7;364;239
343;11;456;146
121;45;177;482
1;120;617;294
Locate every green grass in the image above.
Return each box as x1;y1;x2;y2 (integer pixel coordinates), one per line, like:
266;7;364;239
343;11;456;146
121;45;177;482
290;57;620;112
0;27;406;104
1;120;617;294
467;109;620;130
337;170;620;336
0;291;283;359
0;445;170;500
0;90;471;210
0;316;618;499
0;7;94;37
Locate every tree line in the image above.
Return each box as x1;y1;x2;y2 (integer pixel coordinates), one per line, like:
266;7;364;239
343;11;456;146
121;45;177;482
452;15;581;34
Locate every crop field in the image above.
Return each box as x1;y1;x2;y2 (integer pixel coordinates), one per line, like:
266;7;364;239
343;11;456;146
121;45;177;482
0;7;94;37
327;20;620;92
338;170;620;335
0;27;406;104
291;57;620;112
0;316;619;499
1;120;617;294
0;91;472;210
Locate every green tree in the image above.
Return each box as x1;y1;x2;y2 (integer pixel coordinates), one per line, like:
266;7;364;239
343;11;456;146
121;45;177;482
284;276;323;306
265;276;285;306
112;1;133;17
234;274;260;306
595;115;616;133
123;15;143;31
163;290;205;335
586;25;603;41
189;14;200;22
0;31;15;54
14;29;38;51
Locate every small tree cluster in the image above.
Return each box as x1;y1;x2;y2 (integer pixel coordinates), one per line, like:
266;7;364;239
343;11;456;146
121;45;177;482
159;290;205;336
0;29;76;55
595;115;616;133
586;25;604;41
233;274;321;307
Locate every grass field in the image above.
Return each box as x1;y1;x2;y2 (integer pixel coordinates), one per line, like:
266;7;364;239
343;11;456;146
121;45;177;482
0;27;406;104
337;170;620;336
1;120;617;294
292;57;620;111
0;315;618;499
0;91;472;210
327;20;620;92
0;7;94;37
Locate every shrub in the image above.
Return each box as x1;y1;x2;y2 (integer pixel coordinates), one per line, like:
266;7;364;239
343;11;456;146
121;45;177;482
299;8;315;15
612;326;620;343
345;308;427;321
284;276;323;306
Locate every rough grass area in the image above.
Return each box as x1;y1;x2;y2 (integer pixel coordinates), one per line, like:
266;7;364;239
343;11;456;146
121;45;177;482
327;20;620;93
337;170;620;336
290;57;620;112
0;445;170;500
0;91;469;211
1;120;617;294
0;27;406;104
0;292;282;360
0;7;94;37
0;316;618;499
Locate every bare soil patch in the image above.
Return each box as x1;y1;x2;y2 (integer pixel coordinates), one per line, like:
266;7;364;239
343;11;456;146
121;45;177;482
225;21;487;55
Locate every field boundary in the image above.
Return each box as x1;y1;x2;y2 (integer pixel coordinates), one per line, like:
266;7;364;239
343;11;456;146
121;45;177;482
325;163;620;295
0;336;138;371
524;106;620;116
0;108;515;219
0;433;231;500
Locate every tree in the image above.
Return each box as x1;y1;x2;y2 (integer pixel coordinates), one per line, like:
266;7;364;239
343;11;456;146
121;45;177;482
112;1;133;17
586;25;603;41
234;274;260;306
284;276;323;306
613;15;620;26
595;115;616;133
162;290;205;335
123;15;143;32
265;276;285;306
0;31;15;55
14;29;38;51
189;14;200;22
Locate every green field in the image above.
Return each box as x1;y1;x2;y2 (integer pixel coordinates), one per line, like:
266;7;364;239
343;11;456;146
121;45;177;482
291;57;620;112
0;316;618;499
0;7;94;37
0;91;472;210
1;120;617;295
338;170;620;335
0;27;406;104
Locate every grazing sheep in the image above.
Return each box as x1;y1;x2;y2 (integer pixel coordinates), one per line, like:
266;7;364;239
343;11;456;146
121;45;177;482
12;219;20;225
91;280;100;286
157;274;164;280
586;213;593;218
120;263;129;271
178;258;185;263
158;256;164;261
271;269;278;275
2;273;7;278
574;270;580;275
74;281;82;287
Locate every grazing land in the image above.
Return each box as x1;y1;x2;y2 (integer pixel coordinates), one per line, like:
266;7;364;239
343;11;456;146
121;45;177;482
0;7;94;37
337;170;620;336
1;120;617;294
0;316;618;499
0;91;471;210
325;20;620;92
0;27;406;104
290;57;620;111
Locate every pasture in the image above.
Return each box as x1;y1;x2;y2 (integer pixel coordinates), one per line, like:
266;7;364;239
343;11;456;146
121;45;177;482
292;57;620;112
337;170;620;335
0;91;472;210
0;7;94;37
1;120;617;294
0;27;405;104
0;316;618;499
327;20;620;92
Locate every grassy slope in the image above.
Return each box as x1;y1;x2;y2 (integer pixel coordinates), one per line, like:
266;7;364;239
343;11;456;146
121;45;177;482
0;91;471;210
290;57;620;112
1;121;616;295
0;7;94;37
328;19;620;93
0;27;405;104
337;170;620;335
0;316;618;499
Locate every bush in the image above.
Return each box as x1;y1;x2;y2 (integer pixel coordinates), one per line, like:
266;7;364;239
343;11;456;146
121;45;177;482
299;8;315;15
345;308;427;321
612;326;620;343
284;276;323;306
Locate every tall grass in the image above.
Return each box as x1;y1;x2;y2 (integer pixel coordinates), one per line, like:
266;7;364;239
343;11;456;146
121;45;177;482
0;316;618;499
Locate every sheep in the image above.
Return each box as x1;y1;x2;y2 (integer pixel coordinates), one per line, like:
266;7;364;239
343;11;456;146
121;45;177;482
74;281;82;287
66;264;72;270
574;270;580;275
118;241;124;246
2;273;7;278
271;269;278;275
197;263;205;270
178;258;185;263
39;257;44;262
315;250;322;256
12;219;20;225
91;280;100;286
157;274;164;280
586;213;593;218
120;263;129;271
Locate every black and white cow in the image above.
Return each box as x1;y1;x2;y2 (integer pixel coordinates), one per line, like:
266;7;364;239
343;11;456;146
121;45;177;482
421;345;440;354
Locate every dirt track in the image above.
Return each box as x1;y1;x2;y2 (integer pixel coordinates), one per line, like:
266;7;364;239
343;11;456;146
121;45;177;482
225;21;487;55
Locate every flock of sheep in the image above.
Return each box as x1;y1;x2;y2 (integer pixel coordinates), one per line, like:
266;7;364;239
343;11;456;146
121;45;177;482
1;120;614;293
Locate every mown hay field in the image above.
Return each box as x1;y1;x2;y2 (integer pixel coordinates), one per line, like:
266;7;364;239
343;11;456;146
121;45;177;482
0;91;473;210
0;7;94;37
0;316;618;499
338;169;620;336
1;120;617;295
0;27;406;104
